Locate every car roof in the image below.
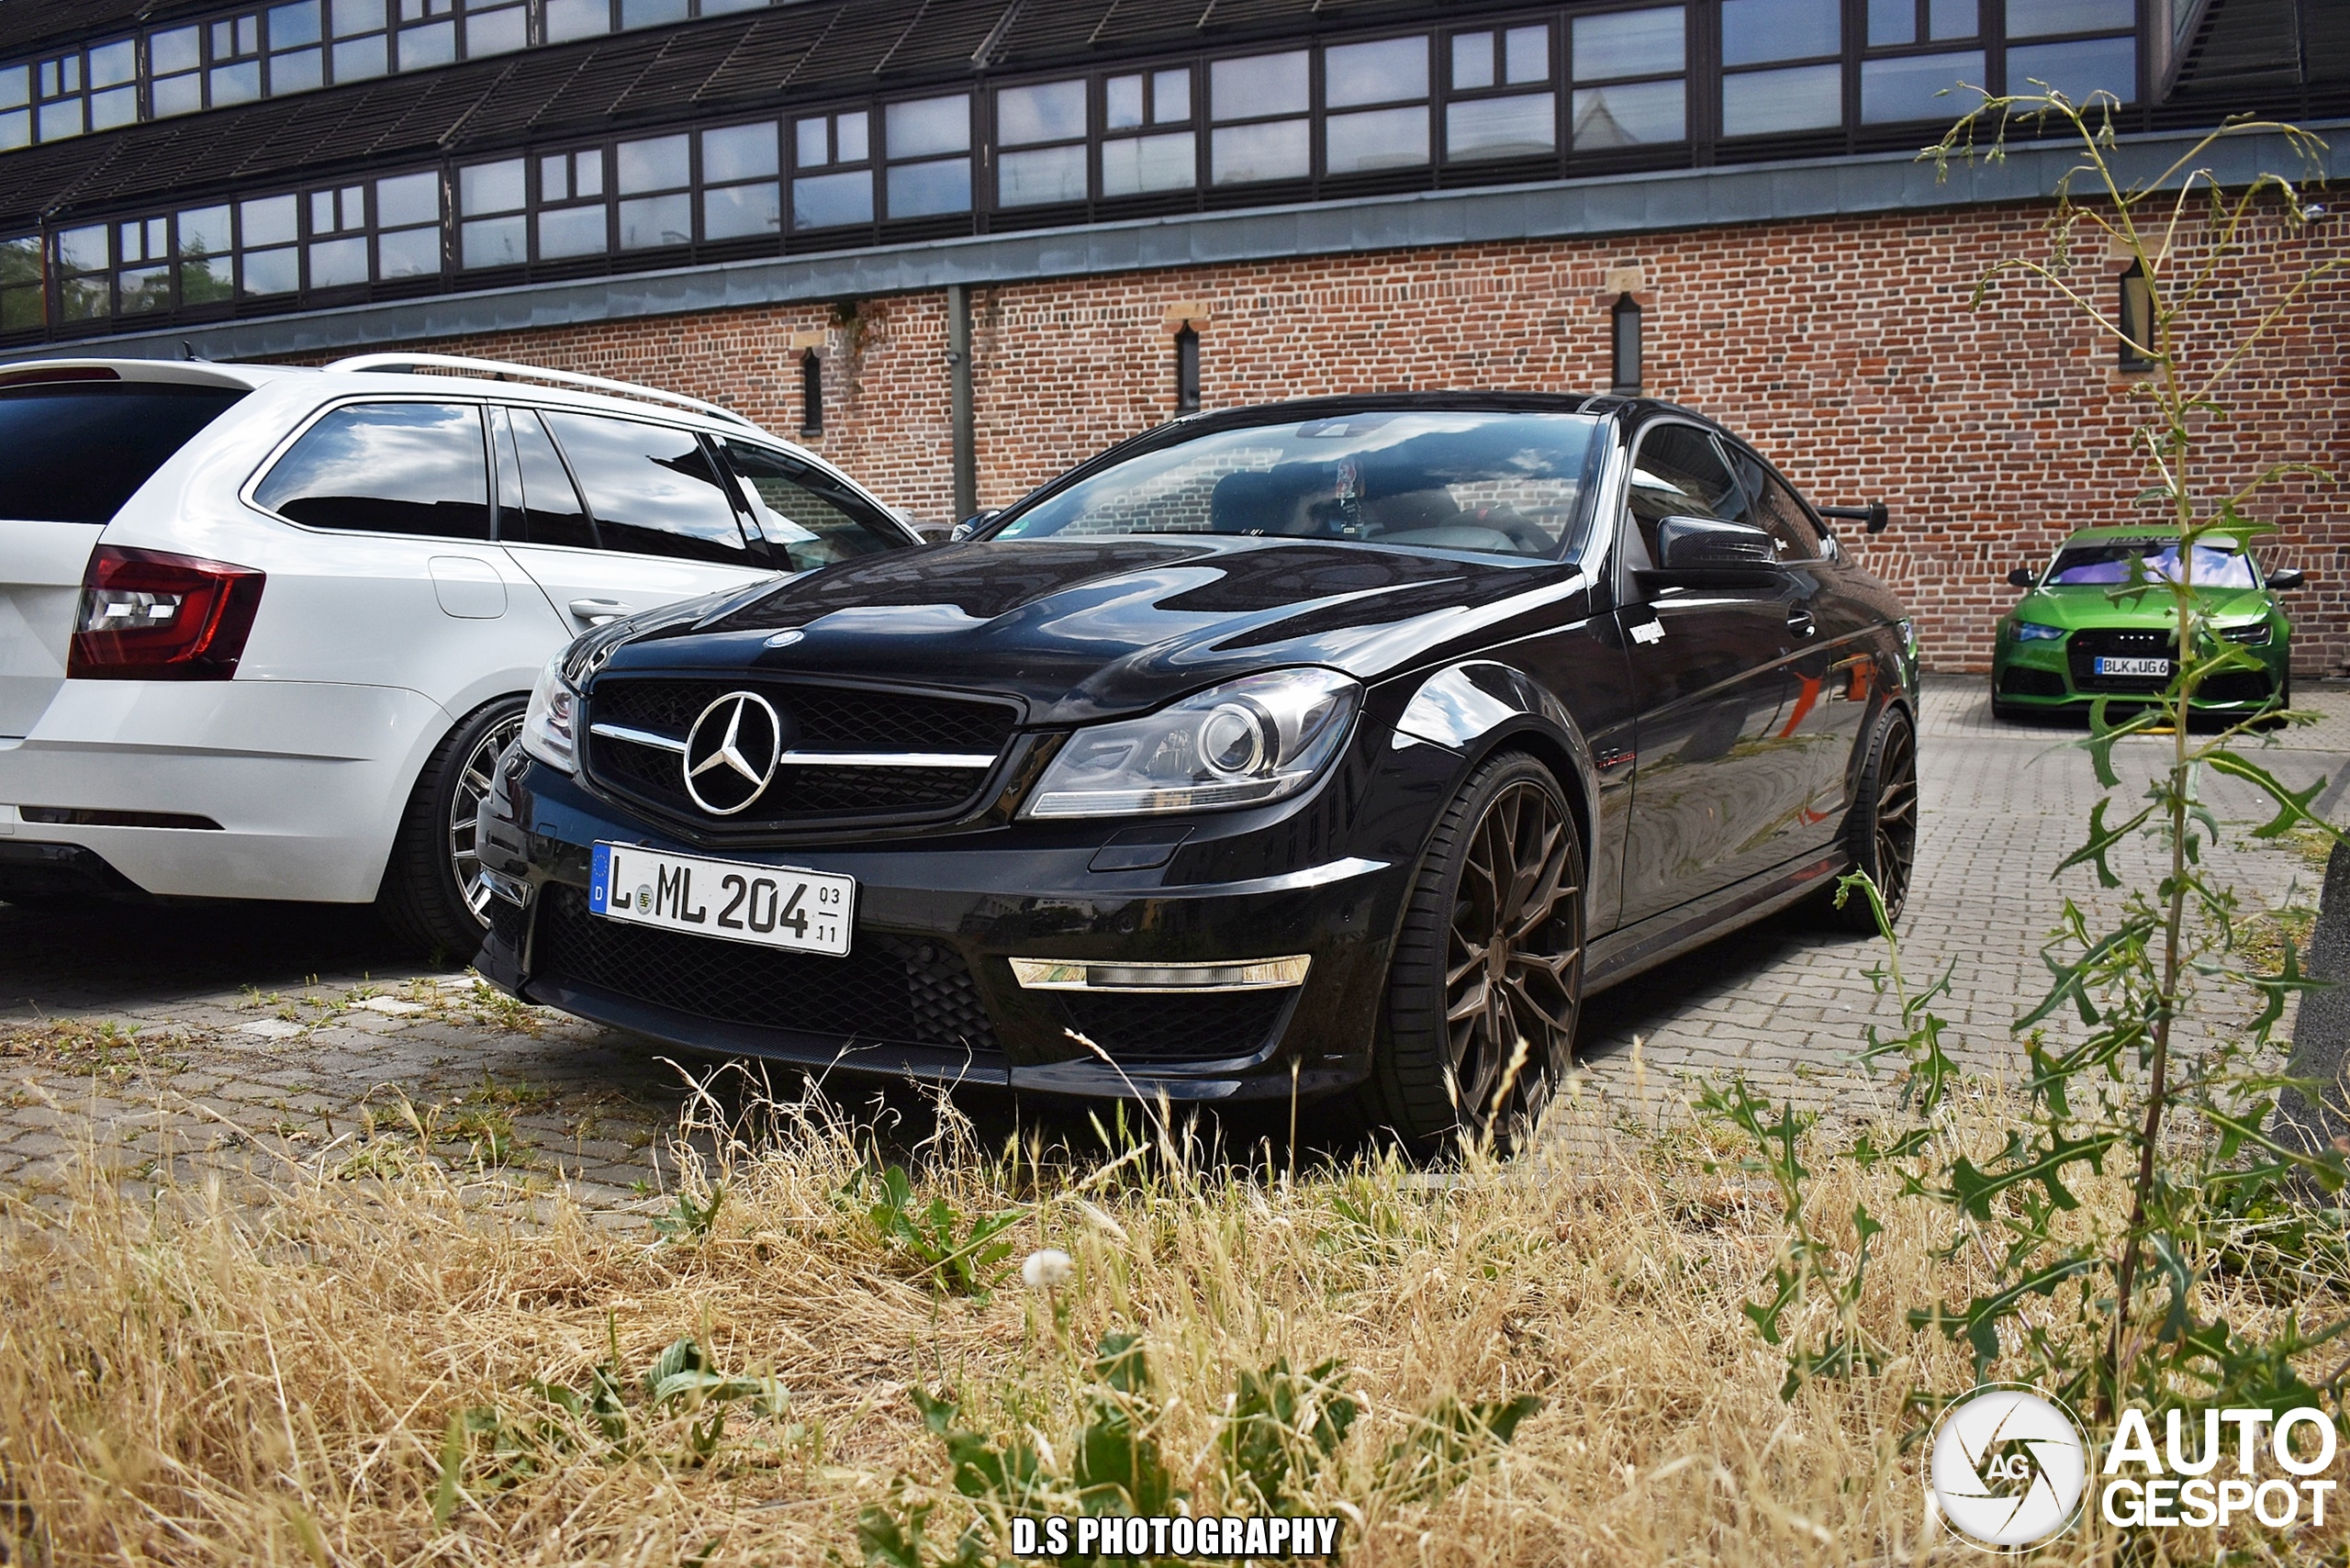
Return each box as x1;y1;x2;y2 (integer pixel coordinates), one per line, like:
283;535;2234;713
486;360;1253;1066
2055;524;2255;544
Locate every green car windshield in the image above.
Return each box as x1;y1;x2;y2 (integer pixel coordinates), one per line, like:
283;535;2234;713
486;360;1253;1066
990;411;1606;561
2044;539;2258;589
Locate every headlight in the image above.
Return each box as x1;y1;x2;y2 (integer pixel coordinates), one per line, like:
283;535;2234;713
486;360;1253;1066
2014;622;2065;642
2220;621;2273;645
520;653;580;773
1024;667;1360;819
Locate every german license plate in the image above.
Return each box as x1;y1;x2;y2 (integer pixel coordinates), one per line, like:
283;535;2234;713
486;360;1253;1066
588;842;854;957
2095;655;2171;678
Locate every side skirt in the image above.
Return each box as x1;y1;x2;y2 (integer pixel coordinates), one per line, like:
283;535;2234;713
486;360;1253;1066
1584;847;1850;997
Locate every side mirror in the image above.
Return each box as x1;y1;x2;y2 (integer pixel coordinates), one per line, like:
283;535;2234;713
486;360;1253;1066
1639;515;1783;588
948;510;997;543
2266;566;2306;591
2007;566;2037;588
1819;501;1891;534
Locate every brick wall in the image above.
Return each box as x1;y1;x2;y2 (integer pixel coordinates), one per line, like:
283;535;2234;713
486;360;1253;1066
345;197;2350;677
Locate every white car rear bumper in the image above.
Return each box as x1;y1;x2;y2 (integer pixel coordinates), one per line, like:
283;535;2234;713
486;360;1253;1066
0;678;449;902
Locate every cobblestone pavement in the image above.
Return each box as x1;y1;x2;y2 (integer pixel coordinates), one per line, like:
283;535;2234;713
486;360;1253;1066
3;677;2344;1201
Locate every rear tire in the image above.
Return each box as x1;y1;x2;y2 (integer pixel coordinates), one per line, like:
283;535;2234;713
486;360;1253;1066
1359;751;1585;1154
1825;706;1919;934
377;695;527;964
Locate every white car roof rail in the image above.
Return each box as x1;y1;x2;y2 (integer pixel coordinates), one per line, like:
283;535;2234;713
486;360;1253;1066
322;351;759;431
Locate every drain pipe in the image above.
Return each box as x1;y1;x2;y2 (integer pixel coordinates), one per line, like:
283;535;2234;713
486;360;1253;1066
946;283;977;521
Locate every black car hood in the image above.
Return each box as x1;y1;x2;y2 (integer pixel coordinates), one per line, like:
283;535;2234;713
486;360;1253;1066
606;538;1590;723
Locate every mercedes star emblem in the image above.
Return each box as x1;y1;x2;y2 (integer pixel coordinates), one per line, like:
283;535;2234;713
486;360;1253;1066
682;691;784;815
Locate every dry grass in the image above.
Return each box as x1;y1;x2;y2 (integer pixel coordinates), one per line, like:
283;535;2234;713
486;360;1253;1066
0;1070;2341;1567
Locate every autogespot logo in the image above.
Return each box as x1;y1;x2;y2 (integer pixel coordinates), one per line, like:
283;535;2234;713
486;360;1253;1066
1928;1385;2090;1549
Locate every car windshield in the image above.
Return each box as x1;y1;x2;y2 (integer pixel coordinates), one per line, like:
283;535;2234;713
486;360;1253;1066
2044;539;2258;588
990;409;1606;560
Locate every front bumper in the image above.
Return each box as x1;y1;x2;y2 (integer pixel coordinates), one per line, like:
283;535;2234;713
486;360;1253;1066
1993;637;2288;711
473;749;1427;1103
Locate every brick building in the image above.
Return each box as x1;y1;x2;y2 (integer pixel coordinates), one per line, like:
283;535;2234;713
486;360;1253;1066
0;0;2342;672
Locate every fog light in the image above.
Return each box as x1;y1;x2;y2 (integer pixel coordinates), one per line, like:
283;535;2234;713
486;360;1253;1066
1009;956;1311;991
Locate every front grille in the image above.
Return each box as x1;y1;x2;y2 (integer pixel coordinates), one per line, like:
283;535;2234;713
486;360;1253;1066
2067;629;2176;694
2198;671;2277;704
583;677;1018;830
1999;666;2067;699
1057;990;1293;1063
534;884;998;1052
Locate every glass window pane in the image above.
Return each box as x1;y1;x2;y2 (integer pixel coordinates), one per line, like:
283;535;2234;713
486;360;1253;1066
376;225;440;277
118;265;170;313
39;101;84;140
56;224;107;274
151;74;203;118
308;235;369;287
1153;68;1190;121
1100;130;1194;196
459;214;525;268
1326;105;1428;172
179;206;233;256
1325;36;1427;108
620;0;688;26
1721;62;1841;134
90;86;138;130
88;40;136;88
397;20;455;68
2008;36;2135;102
702;122;778;183
702;181;780;239
151;27;201;74
0;285;40;329
271;2;324;47
240;246;299;295
538;206;608;258
210;61;263;105
998;79;1085;147
1105;73;1143;129
794;116;828;166
1211;51;1309;118
375;170;439;227
1211;118;1309;184
256;402;491;539
1575;8;1686;79
617;192;692;249
616;133;688;193
1720;0;1839;65
1861;50;1984;122
331;35;386;80
2007;0;2132;36
886;95;968;159
792;169;871;228
1572;80;1684;146
722;439;903;566
885;157;970;218
1451;33;1494;91
467;6;527;55
836;110;867;162
1930;0;1977;37
59;276;108;320
332;0;385;37
508;409;596;549
1505;26;1550;84
241;194;299;246
543;0;608;42
460;158;524;215
0;65;24;108
1446;93;1555;160
541;410;750;565
1000;143;1087;206
271;49;324;91
1868;0;1915;45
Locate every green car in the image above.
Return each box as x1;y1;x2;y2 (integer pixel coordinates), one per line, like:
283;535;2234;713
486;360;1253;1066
1991;526;2303;722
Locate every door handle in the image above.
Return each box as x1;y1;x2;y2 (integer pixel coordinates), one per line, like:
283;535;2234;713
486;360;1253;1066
1785;606;1817;637
568;598;630;624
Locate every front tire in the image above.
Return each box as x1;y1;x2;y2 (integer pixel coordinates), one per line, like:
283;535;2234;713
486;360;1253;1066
1825;706;1919;934
1363;751;1585;1153
377;695;527;962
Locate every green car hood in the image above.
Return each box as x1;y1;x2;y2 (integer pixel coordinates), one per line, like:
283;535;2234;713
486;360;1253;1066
2007;584;2277;631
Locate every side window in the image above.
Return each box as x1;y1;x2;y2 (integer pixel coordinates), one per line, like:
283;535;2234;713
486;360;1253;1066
252;401;491;539
1730;450;1825;561
1623;422;1743;563
720;439;904;570
492;405;597;551
539;410;753;566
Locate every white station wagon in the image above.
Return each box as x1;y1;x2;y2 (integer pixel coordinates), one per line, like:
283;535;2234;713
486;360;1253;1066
0;353;915;956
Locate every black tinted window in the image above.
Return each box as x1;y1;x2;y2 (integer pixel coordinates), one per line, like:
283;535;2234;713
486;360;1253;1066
1730;452;1824;561
541;411;751;565
0;382;247;524
721;440;903;570
254;401;491;539
1626;424;1745;561
494;406;597;550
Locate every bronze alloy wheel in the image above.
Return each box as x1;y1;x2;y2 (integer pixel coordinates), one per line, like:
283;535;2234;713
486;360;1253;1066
1827;708;1919;933
450;711;526;925
1368;751;1586;1150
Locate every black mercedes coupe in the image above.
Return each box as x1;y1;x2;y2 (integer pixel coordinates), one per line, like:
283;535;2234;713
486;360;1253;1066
475;394;1919;1146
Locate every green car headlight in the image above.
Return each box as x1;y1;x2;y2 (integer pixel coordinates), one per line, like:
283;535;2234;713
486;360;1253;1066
2014;622;2065;642
2220;622;2273;645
